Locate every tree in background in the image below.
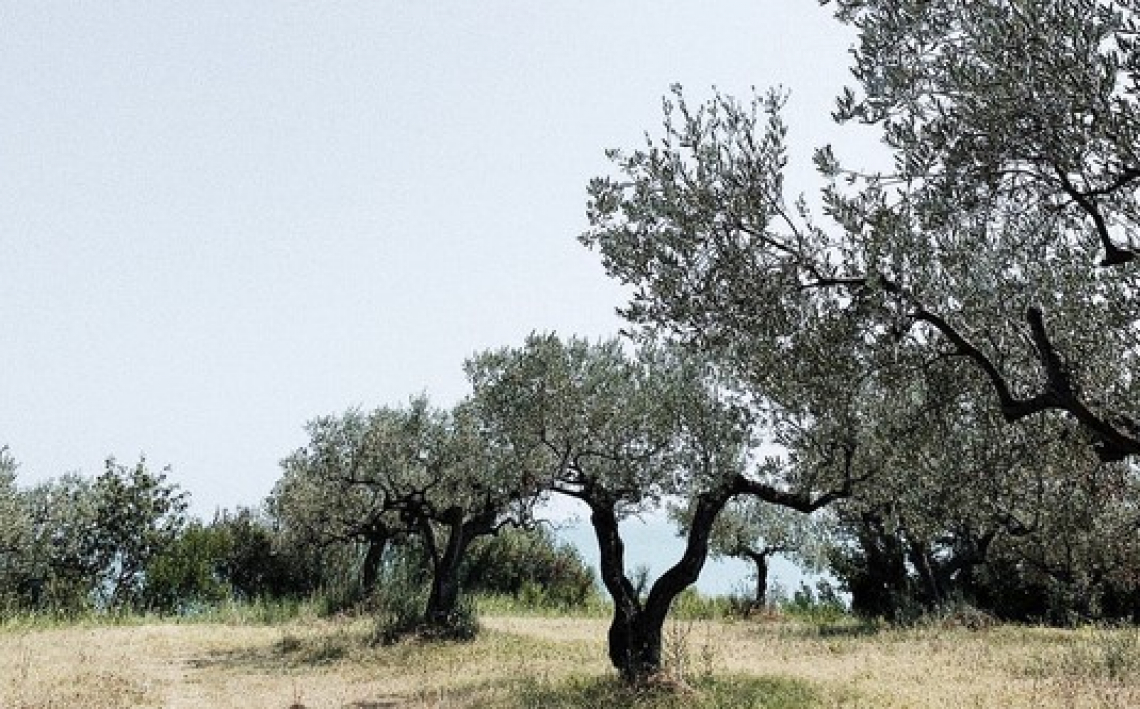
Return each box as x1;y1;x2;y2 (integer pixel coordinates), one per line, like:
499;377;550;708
86;457;189;609
142;519;231;612
0;448;32;609
271;437;404;603
461;525;596;608
0;456;188;614
277;396;544;638
20;473;101;612
673;496;833;609
214;506;322;601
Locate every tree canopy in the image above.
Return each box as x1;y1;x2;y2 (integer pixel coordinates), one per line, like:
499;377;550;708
582;0;1140;464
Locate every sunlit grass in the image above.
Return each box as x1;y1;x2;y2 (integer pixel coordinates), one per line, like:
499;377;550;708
4;607;1140;707
470;674;822;709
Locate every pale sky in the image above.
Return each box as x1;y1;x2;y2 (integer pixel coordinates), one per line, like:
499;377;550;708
2;2;871;591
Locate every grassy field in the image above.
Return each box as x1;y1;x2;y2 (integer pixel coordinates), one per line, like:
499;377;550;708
2;609;1140;708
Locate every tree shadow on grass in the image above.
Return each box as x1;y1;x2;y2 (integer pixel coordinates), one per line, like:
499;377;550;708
188;626;372;673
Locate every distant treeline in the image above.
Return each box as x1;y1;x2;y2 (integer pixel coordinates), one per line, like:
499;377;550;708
0;447;594;617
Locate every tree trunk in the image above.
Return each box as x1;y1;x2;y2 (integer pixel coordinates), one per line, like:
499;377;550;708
360;535;387;592
590;488;731;684
743;550;770;608
849;512;911;619
908;540;943;608
422;509;495;635
424;518;467;630
608;603;666;683
589;500;648;680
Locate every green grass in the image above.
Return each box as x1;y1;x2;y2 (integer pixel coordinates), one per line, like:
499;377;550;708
471;674;822;709
0;596;323;633
475;591;612;618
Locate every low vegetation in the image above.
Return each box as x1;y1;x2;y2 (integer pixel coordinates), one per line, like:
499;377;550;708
4;603;1140;708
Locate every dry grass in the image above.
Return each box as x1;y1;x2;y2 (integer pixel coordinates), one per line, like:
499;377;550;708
1;613;1139;707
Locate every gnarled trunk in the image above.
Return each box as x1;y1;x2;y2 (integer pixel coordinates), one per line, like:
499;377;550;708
608;602;667;682
423;518;468;629
422;509;496;634
590;489;730;683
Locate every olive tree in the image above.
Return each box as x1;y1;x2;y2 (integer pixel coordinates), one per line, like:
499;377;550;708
467;335;857;683
272;437;402;597
11;458;187;613
580;0;1140;473
20;473;100;611
278;396;542;635
0;448;32;607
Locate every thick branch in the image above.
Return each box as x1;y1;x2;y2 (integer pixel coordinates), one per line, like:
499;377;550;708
1025;307;1140;461
644;486;734;622
912;307;1055;421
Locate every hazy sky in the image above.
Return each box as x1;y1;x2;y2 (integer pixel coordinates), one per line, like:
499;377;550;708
2;2;872;590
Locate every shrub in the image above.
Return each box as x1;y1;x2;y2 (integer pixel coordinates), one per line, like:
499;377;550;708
461;526;595;608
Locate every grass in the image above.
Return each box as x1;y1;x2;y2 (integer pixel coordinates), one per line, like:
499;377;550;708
481;674;821;709
3;606;1140;707
0;596;321;632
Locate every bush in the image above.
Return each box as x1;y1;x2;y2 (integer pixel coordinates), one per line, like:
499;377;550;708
781;581;848;624
462;526;596;608
142;522;231;613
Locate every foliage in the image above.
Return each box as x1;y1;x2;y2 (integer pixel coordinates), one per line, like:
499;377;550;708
468;334;851;682
0;456;189;615
141;520;230;612
275;395;545;636
18;473;102;613
0;449;32;610
461;526;596;608
86;456;189;609
582;1;1140;467
214;506;323;601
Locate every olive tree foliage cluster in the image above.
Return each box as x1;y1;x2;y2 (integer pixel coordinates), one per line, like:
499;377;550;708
270;395;551;637
0;448;319;615
0;452;190;613
820;366;1140;622
581;0;1140;466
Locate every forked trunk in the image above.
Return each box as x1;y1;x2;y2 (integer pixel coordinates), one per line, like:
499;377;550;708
421;509;496;635
590;489;731;683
